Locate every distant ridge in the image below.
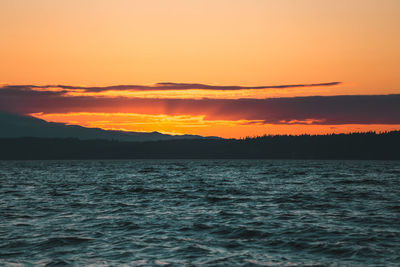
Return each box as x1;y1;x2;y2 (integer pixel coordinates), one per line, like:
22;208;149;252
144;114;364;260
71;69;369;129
0;112;219;142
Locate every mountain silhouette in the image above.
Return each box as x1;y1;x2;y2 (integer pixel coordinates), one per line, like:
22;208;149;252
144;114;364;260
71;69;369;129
0;112;219;141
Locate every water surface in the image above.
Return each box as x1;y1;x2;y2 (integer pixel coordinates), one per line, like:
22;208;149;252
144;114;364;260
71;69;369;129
1;160;399;266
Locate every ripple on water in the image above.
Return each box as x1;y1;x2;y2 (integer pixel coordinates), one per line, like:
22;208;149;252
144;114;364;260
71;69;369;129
0;159;399;266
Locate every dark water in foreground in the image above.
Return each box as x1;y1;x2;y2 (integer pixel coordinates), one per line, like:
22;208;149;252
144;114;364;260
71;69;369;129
1;160;399;266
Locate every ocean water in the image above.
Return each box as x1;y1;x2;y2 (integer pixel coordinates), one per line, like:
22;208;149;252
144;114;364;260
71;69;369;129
0;160;399;266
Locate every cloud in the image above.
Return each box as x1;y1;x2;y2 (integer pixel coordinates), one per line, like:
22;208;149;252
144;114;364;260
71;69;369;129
0;86;399;125
0;81;341;93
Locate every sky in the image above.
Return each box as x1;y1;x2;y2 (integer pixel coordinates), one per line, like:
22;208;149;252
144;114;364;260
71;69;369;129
0;0;399;138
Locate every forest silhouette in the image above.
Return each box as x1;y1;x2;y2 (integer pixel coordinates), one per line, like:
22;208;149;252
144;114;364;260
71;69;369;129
1;131;399;160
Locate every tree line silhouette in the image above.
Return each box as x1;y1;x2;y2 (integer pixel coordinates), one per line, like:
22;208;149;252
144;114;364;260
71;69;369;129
0;131;399;160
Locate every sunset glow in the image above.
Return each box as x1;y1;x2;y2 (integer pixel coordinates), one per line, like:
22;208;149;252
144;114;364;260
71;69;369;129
1;0;399;137
30;112;400;139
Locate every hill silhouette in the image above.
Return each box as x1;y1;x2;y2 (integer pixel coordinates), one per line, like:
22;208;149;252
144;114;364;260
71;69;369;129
0;131;399;160
0;112;218;141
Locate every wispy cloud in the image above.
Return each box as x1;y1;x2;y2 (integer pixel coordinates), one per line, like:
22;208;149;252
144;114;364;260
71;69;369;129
0;81;341;93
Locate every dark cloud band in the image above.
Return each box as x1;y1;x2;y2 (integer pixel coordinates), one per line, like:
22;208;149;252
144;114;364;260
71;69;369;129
0;87;398;125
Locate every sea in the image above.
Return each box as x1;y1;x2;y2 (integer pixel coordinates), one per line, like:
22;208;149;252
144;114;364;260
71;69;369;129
1;160;399;266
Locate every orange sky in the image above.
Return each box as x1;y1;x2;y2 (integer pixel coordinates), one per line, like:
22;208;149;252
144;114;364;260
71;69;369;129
31;112;400;138
1;0;399;138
